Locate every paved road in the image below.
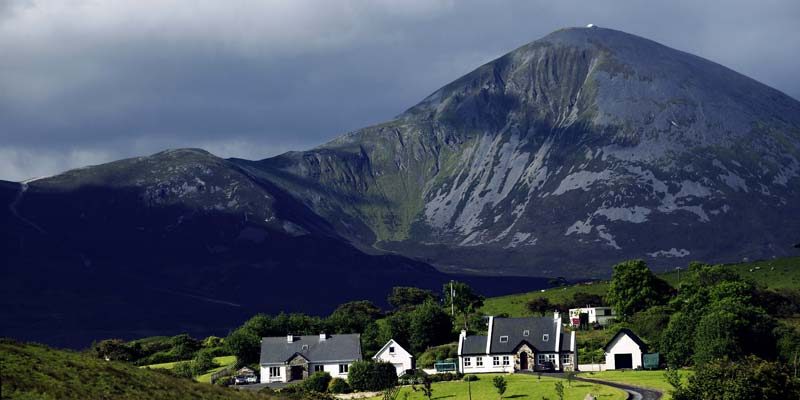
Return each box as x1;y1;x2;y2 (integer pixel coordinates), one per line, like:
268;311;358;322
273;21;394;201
521;372;662;400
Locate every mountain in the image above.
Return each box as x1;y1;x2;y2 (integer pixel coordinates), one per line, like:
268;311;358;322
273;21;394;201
0;149;545;347
3;26;800;346
242;26;800;276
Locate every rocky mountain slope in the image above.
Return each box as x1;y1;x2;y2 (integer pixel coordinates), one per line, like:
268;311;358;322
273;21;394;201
247;27;800;276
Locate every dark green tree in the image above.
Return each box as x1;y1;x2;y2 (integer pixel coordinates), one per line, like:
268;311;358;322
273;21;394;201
669;356;800;400
304;371;333;393
388;287;436;310
526;297;553;316
443;281;484;330
410;300;454;353
568;292;604;308
606;260;672;319
328;300;383;334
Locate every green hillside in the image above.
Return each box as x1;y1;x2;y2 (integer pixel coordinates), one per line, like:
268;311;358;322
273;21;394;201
481;256;800;317
0;340;278;400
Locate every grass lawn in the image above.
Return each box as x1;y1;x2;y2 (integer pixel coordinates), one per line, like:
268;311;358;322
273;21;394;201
579;370;693;400
142;355;237;383
197;356;237;383
368;374;626;400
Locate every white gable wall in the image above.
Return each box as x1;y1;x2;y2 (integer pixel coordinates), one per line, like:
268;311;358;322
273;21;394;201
605;333;643;370
374;340;414;376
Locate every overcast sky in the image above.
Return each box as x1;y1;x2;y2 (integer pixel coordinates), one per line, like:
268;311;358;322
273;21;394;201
1;0;798;181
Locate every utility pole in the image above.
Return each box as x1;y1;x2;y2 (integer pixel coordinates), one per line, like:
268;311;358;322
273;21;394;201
450;281;455;318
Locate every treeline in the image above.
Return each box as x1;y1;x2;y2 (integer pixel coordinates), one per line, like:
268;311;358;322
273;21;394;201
603;260;800;398
227;283;485;365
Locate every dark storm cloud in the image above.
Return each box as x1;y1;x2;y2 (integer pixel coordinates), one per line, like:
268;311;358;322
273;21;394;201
1;0;798;180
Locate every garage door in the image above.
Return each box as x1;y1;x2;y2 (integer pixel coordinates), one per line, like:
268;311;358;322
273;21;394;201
614;354;633;369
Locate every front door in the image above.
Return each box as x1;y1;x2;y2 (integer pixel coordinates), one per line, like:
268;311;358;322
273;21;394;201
290;365;304;381
520;351;529;370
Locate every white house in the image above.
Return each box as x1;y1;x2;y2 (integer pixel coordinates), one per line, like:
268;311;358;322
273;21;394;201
568;307;616;328
457;314;577;374
259;333;362;383
604;329;647;370
373;339;414;376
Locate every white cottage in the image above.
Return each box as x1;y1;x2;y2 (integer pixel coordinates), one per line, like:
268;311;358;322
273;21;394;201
373;339;414;376
457;314;577;374
604;329;647;370
259;333;362;383
568;306;616;328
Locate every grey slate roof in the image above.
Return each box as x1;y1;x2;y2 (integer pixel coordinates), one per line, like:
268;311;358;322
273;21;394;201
260;334;362;365
489;317;559;354
461;335;488;355
559;333;570;352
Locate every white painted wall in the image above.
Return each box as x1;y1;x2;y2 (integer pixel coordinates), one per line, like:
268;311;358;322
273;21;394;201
259;364;288;383
374;340;414;376
568;307;616;327
459;355;514;374
605;333;643;370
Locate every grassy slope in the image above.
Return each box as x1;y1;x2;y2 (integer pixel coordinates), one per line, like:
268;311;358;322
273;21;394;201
579;370;693;400
369;374;626;400
481;256;800;317
0;340;275;400
142;355;237;384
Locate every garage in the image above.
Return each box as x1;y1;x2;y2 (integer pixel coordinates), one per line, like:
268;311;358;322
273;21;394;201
614;353;633;369
604;329;647;370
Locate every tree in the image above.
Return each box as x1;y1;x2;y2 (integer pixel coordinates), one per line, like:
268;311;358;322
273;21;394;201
565;371;575;387
410;300;454;353
347;360;398;391
492;376;507;399
173;361;196;378
607;260;672;319
526;297;553;317
388;287;436;310
170;334;201;360
328;301;383;334
569;292;604;308
328;377;351;394
443;281;484;330
693;299;776;366
92;339;136;361
669;356;800;400
421;377;433;400
193;349;216;374
554;381;565;400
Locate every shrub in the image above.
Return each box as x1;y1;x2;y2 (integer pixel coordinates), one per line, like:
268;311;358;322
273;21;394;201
463;374;479;382
173;361;196;378
328;377;351;394
304;371;332;393
347;360;398;391
193;349;217;374
669;356;800;400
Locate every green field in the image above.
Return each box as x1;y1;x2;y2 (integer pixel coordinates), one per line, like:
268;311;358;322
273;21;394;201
142;355;237;383
369;374;626;400
579;370;693;400
0;340;277;400
481;256;800;318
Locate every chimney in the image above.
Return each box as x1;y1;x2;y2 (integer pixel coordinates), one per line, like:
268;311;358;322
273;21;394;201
286;334;294;343
554;311;561;322
319;332;328;341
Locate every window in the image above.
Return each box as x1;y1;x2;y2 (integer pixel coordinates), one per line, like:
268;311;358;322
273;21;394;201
499;336;509;343
492;356;500;366
338;364;349;374
561;354;572;365
314;365;324;372
546;354;556;363
464;357;472;367
537;354;546;364
269;367;280;377
542;334;549;342
502;356;510;366
523;330;530;337
476;357;484;367
389;346;395;354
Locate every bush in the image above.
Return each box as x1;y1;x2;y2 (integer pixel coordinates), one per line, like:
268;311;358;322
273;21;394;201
347;360;398;391
669;356;800;400
463;374;479;382
328;377;351;394
193;349;217;374
173;361;196;378
417;343;458;369
303;371;332;393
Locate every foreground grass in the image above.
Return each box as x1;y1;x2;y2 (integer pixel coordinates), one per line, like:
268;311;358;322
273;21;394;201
0;340;276;400
579;370;693;400
369;374;626;400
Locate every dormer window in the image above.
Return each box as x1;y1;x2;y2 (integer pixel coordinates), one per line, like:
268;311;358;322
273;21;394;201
499;336;509;343
542;334;549;342
523;330;530;337
389;346;395;354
